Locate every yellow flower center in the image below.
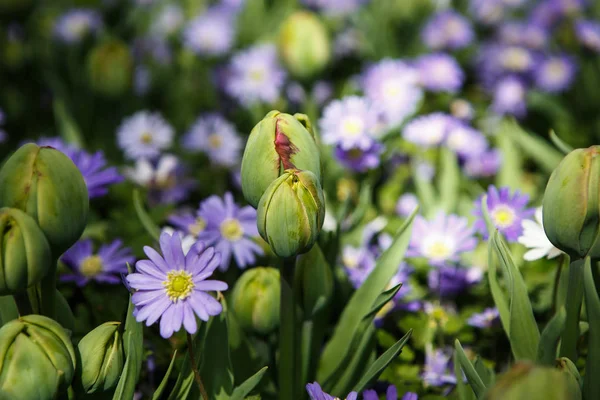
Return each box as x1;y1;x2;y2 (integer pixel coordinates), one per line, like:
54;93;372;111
163;270;195;302
208;133;222;149
220;218;243;241
341;116;364;137
491;205;516;228
249;68;265;82
502;47;531;71
425;241;452;260
546;61;566;80
188;218;206;237
141;132;153;144
80;255;103;277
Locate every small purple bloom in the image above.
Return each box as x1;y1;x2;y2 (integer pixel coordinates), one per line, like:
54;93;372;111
468;307;500;328
417;53;464;93
54;9;102;44
320;96;381;150
364;386;417;400
534;54;577;93
428;265;483;297
396;193;419;218
422;10;474;50
150;4;184;38
225;44;286;106
306;382;357;400
575;20;600;52
422;345;457;387
195;192;263;271
450;99;475;120
182;114;242;168
126;232;228;338
491;76;527;117
342;245;377;288
498;21;549;49
473;185;535;242
408;212;477;266
61;239;134;286
182;7;235;56
463;148;502;178
335;141;383;173
117;111;174;160
403;113;455;148
469;0;505;25
445;124;489;159
301;0;368;16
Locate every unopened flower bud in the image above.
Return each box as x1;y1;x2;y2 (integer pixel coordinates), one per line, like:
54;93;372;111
277;11;331;79
0;315;76;399
0;207;51;295
543;146;600;260
0;143;89;255
87;38;133;97
257;169;325;257
241;111;321;208
231;267;280;334
77;322;124;393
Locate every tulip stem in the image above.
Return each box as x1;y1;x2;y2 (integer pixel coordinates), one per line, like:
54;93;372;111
560;258;585;362
13;292;33;316
186;332;209;400
279;256;301;400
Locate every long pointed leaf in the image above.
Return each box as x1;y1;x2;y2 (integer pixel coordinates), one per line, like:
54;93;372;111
152;350;178;400
583;257;600;400
438;149;460;213
113;294;144;400
537;307;566;366
502;119;563;173
454;340;486;399
230;367;269;400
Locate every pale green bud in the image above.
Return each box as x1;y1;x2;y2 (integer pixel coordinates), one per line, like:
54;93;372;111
277;11;331;79
231;267;280;334
0;143;89;255
543;146;600;260
257;169;325;258
77;322;124;393
0;207;51;295
87;38;133;97
241;111;321;208
0;315;76;400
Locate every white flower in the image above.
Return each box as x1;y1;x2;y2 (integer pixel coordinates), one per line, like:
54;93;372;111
161;227;196;255
117;111;174;160
518;207;562;261
124;154;178;188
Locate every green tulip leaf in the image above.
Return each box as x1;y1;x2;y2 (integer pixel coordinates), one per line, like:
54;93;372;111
133;189;161;241
229;367;269;400
454;339;486;399
438;148;460;213
537;307;566;366
583;257;600;400
152;350;178;400
362;283;402;320
502;119;563;173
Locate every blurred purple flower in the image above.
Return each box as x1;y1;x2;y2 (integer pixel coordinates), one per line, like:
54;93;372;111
450;99;475;121
195;192;263;270
301;0;368;16
127;232;228;338
473;185;535;242
183;114;242;168
183;7;235;56
445;123;489;159
335;141;383;173
408;212;477;266
428;265;483;297
396;193;419;218
117;111;174;160
422;345;457;387
54;9;102;44
364;386;417;400
463;148;502;178
403;113;455;148
468;307;500;328
492;76;527;117
225;44;286;106
469;0;505;25
422;10;474;50
575;19;600;52
320;96;381;150
417;53;464;93
62;239;134;286
497;21;549;49
150;4;184;38
534;54;577;92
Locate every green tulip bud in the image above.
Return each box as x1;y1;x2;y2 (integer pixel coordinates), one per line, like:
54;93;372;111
0;315;76;400
0;143;89;255
78;322;124;393
485;362;574;400
231;267;280;334
257;169;325;258
277;11;331;79
543;146;600;260
87;38;133;97
0;207;51;295
241;111;321;208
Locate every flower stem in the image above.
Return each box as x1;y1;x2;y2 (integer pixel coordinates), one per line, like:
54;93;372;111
13;292;32;316
279;256;300;399
186;332;209;400
560;258;585;362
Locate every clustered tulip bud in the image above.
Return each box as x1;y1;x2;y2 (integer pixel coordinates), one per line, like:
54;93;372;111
241;111;321;208
231;267;280;335
257;169;325;258
0;143;89;255
87;38;133;97
0;315;76;400
277;11;331;79
485;362;577;400
77;322;124;393
0;207;51;295
543;146;600;260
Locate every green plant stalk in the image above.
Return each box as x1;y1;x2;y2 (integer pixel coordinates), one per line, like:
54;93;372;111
12;291;32;316
37;256;59;320
187;333;209;400
279;257;301;399
559;258;585;362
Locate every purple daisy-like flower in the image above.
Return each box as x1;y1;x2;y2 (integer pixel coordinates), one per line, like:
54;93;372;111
575;19;600;52
396;193;419;218
182;114;242;168
117;111;174;160
301;0;368;16
408;212;477;267
306;382;357;400
473;185;535;242
491;76;527;117
342;245;377;288
422;345;457;387
54;9;102;44
402;113;455;148
469;0;505;25
61;239;134;287
364;386;417;400
417;53;464;93
468;307;500;328
445;123;489;159
498;21;549;49
320;96;381;150
361;59;422;128
225;44;286;106
422;10;474;50
464;148;502;178
126;232;228;338
335;141;384;173
534;54;577;93
195;192;263;271
182;7;235;56
428;265;483;297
